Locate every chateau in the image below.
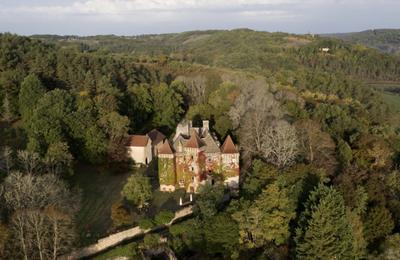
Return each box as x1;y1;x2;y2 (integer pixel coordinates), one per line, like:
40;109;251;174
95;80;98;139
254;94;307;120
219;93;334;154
157;120;240;193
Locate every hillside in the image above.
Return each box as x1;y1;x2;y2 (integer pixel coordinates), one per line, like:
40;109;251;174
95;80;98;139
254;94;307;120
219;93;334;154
33;29;400;82
324;29;400;55
2;30;400;259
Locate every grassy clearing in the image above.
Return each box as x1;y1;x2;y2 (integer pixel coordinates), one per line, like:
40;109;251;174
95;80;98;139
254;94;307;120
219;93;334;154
70;164;131;245
381;92;400;112
71;161;188;247
369;83;400;111
92;243;140;260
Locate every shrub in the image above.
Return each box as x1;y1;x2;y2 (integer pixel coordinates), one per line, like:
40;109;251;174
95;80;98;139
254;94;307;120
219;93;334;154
142;234;162;250
154;210;175;226
138;218;155;230
111;200;133;228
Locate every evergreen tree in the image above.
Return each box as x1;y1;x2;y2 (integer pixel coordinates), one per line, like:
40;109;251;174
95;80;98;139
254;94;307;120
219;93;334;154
233;181;296;248
363;206;394;244
347;209;367;259
295;184;354;259
18;74;45;122
338;139;353;167
151;83;184;129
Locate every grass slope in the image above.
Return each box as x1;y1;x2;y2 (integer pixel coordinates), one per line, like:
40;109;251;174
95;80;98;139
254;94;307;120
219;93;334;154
71;164;131;245
71;162;186;246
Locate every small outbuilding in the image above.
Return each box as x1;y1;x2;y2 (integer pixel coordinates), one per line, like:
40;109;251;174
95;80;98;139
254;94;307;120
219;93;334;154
126;135;152;165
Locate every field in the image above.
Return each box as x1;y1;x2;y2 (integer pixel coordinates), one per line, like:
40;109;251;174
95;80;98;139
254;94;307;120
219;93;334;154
369;83;400;110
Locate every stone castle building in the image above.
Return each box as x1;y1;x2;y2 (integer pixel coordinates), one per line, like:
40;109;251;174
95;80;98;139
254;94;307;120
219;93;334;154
158;120;240;193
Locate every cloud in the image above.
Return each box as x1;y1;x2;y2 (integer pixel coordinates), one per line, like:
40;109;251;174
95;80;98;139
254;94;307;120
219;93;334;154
2;0;305;15
0;0;305;25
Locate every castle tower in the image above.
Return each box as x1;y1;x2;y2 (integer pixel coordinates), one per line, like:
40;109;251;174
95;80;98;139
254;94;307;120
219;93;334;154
158;140;176;192
221;135;240;189
178;130;206;192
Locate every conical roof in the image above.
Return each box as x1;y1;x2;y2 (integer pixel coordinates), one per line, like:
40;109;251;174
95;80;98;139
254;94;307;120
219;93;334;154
221;135;238;154
147;129;166;146
185;130;204;148
158;140;174;155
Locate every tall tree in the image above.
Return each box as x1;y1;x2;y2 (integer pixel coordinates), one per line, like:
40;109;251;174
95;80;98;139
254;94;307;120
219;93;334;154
363;206;394;244
0;146;13;175
233;181;296;248
203;214;239;259
98;111;130;162
195;183;225;219
25;89;75;155
2;172;79;260
337;139;353;167
150;83;184;129
295;119;338;174
295;184;354;259
262;119;299;168
43;142;74;175
18;74;45;122
17;150;41;175
1;94;13;122
122;173;152;209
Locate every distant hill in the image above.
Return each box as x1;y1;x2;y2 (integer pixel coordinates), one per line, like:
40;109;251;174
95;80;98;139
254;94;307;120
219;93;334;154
31;29;400;83
324;29;400;55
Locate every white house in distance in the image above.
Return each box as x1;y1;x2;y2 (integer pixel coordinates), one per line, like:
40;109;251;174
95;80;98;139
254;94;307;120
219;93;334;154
126;135;152;165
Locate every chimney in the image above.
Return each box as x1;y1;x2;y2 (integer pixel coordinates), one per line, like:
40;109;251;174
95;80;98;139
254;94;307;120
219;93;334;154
202;120;209;131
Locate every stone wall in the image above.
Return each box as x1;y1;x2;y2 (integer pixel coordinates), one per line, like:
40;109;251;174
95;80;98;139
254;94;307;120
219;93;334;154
60;206;193;260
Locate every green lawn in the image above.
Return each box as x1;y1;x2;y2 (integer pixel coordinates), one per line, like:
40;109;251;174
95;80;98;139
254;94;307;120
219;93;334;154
92;243;140;260
368;83;400;127
369;83;400;109
70;164;131;245
368;82;400;111
71;162;187;246
381;92;400;112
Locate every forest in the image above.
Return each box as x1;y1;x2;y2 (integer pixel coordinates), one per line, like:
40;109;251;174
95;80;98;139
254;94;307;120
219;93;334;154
1;29;400;259
325;29;400;55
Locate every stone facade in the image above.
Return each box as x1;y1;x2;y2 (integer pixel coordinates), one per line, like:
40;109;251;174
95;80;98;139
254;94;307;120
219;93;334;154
158;120;240;193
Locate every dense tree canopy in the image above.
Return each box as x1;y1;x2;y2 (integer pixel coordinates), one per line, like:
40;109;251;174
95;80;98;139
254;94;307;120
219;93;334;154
1;29;400;259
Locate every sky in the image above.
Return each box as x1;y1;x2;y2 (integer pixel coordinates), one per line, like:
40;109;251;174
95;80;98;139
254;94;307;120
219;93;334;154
0;0;399;36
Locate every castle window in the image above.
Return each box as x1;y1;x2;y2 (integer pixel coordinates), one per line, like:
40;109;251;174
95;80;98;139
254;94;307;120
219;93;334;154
191;167;194;171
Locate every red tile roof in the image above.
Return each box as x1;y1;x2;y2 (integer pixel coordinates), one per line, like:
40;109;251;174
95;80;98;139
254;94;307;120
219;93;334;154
126;135;149;147
147;129;166;146
185;131;204;148
221;135;238;154
158;140;174;155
